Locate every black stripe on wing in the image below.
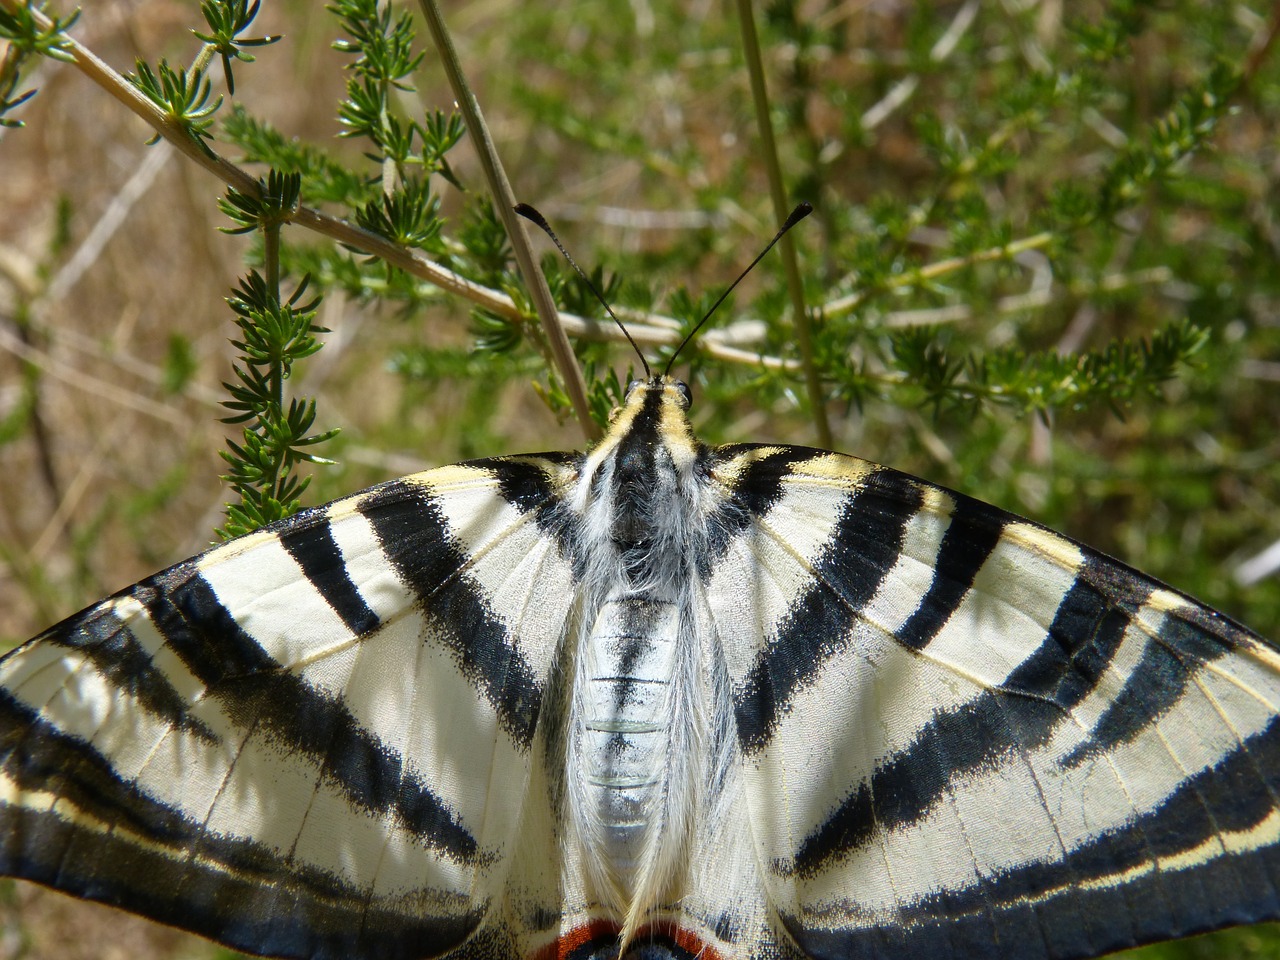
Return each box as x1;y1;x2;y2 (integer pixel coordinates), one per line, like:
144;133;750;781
0;775;480;960
0;688;204;851
894;496;1008;651
280;519;381;636
783;716;1280;960
150;566;480;862
1060;613;1225;770
790;548;1248;880
1002;554;1152;708
730;469;925;755
702;444;819;574
791;690;1063;880
358;479;547;748
37;594;218;745
468;452;580;549
792;552;1151;877
0;689;485;960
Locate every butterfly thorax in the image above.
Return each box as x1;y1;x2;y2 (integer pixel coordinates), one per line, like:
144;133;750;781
565;378;711;942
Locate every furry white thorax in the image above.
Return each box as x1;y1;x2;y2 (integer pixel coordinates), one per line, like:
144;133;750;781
564;378;734;946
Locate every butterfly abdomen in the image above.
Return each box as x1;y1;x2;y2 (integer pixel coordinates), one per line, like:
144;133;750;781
580;593;680;884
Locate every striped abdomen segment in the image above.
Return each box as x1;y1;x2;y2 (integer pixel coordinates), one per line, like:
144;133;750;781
580;593;679;887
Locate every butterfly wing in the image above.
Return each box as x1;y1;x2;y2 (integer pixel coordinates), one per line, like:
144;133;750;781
0;456;580;960
702;442;1280;960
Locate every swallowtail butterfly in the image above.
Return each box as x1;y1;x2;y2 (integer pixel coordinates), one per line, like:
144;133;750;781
0;205;1276;960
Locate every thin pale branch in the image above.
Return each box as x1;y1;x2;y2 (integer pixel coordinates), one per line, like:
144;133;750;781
415;0;597;441
880;266;1173;329
824;231;1056;318
0;323;188;423
735;0;831;447
46;142;173;301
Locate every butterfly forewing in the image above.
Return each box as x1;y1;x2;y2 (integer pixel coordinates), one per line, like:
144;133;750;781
0;459;579;960
703;443;1280;959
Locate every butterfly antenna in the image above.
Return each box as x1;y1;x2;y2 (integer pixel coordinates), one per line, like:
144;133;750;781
664;201;813;376
515;203;651;380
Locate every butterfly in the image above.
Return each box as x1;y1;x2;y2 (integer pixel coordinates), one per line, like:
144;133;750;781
0;205;1277;960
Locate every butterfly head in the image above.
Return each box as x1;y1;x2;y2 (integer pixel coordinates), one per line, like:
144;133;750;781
575;375;703;534
607;375;697;451
625;375;691;410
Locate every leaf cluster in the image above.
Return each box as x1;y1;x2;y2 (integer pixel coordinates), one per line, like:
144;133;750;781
217;167;301;235
0;1;77;127
329;0;463;185
217;268;338;538
355;177;444;251
889;319;1209;419
128;59;222;151
1093;64;1240;222
191;0;280;95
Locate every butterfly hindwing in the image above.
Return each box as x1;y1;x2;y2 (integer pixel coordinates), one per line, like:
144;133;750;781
704;442;1280;960
0;457;579;960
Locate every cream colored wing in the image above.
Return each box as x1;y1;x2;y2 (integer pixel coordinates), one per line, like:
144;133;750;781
0;455;580;960
698;442;1280;960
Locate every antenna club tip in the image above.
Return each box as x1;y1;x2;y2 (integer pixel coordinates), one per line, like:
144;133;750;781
514;203;545;226
787;201;814;226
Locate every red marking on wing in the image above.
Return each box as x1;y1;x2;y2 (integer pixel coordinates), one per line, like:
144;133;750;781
530;919;620;960
530;918;728;960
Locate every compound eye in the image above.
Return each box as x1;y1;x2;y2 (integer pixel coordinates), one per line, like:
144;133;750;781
625;379;644;399
674;380;693;409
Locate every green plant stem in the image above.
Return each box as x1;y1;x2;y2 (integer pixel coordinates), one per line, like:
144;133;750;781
263;221;280;299
735;0;831;448
263;224;283;504
414;0;598;441
824;232;1056;319
191;41;215;75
